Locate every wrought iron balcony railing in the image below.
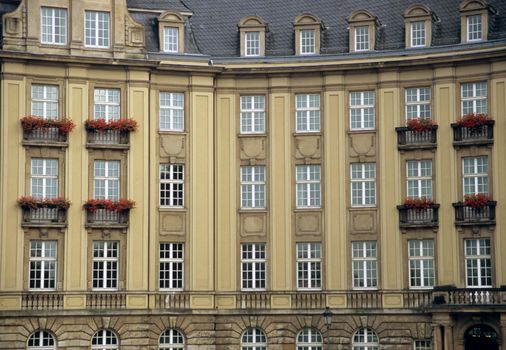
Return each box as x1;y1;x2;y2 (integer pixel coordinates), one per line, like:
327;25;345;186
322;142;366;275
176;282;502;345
397;204;439;229
395;126;437;150
22;128;68;146
452;201;496;226
85;209;130;228
451;120;494;147
21;207;67;227
86;130;130;149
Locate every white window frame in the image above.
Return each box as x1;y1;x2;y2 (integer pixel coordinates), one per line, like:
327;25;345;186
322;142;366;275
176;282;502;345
352;241;378;289
85;10;110;48
159;329;185;350
467;15;483;42
241;328;267;350
408;240;435;289
241;243;266;290
241;166;266;209
355;26;370;51
91;329;118;350
41;7;67;45
27;330;56;350
159;164;184;207
31;84;59;120
300;29;315;55
159;243;184;290
31;158;58;199
407;160;433;199
465;238;492;288
351;163;376;207
94;160;120;200
350;91;375;130
159;92;185;131
29;241;57;290
245;31;261;56
405;87;431;121
92;241;119;290
462;156;488;196
461;82;487;115
94;88;120;121
295;94;320;132
240;95;265;134
163;27;179;53
414;340;432;350
410;21;426;47
296;165;321;208
296;328;323;350
352;328;379;350
296;242;321;290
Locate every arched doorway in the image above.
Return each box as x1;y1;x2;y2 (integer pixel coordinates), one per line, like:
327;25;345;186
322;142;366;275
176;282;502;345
465;324;498;350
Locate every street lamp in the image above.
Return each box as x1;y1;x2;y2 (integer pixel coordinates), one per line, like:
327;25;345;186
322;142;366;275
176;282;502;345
323;307;333;349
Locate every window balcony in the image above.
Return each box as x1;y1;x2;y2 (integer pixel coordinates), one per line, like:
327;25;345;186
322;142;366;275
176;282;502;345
432;287;503;306
451;120;494;147
395;126;437;150
397;203;439;229
452;201;496;226
21;206;68;228
20;116;74;147
85;209;130;229
86;130;130;149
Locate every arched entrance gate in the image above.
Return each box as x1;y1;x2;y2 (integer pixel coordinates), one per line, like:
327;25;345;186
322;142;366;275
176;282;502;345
465;324;498;350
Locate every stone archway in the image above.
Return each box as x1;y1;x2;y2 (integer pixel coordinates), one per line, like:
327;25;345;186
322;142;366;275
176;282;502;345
465;324;499;350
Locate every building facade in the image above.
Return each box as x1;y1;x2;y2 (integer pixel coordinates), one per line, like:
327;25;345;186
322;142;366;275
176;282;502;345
1;0;506;349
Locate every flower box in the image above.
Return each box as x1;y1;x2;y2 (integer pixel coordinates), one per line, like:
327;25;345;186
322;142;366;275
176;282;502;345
17;196;70;227
20;116;75;145
396;119;437;150
397;199;439;229
85;118;137;148
453;199;496;226
451;114;494;147
84;199;134;228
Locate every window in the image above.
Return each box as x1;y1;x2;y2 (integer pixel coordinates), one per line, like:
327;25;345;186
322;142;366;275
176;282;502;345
27;330;56;349
467;15;482;42
160;164;184;207
31;85;59;119
241;166;266;209
351;163;376;207
91;330;118;350
94;160;120;200
242;328;267;350
85;11;110;48
461;82;487;115
405;87;431;120
296;328;322;350
414;340;432;350
300;30;315;54
160;92;184;131
465;238;492;287
355;26;370;51
350;91;375;130
163;27;179;52
296;165;321;208
31;159;58;199
245;31;260;56
92;241;119;290
408;240;435;289
407;160;432;199
295;94;320;132
352;328;379;350
240;96;265;134
159;243;184;290
159;329;185;350
463;156;488;195
29;241;57;290
41;7;67;45
352;241;377;289
241;243;266;290
296;242;321;290
411;21;426;47
94;89;120;121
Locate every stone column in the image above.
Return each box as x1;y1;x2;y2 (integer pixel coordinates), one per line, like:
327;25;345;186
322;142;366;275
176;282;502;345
500;313;506;350
432;324;443;350
444;324;454;350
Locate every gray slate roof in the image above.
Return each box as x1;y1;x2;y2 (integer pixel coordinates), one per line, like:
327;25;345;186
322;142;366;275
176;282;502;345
127;0;506;57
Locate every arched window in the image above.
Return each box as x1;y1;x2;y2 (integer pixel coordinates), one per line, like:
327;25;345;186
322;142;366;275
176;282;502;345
27;330;55;350
296;328;323;350
91;329;118;350
159;329;185;350
241;327;267;350
352;328;379;350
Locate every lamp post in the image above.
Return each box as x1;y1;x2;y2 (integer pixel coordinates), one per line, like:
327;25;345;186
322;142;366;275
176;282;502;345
323;306;333;350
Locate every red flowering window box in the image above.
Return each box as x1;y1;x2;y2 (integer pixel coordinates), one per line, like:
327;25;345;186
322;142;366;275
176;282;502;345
397;198;439;229
20;116;75;146
85;118;138;149
453;194;496;226
395;118;438;150
451;114;494;147
17;196;70;227
84;199;135;228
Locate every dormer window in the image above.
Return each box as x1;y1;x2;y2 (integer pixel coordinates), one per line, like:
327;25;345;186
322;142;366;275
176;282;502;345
404;5;435;49
460;0;492;43
239;16;267;57
293;14;322;56
411;21;426;47
158;11;185;54
348;10;377;53
41;7;67;45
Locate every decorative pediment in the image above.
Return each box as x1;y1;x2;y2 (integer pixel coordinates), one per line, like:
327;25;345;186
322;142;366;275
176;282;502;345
348;9;377;23
158;11;185;24
404;4;433;19
459;0;488;12
239;16;267;28
294;13;321;26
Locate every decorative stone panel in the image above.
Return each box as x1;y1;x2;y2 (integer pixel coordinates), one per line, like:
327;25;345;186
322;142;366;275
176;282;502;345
349;133;376;159
160;134;186;161
239;136;266;162
349;209;377;234
159;212;186;236
294;135;321;160
239;212;267;238
295;211;322;237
